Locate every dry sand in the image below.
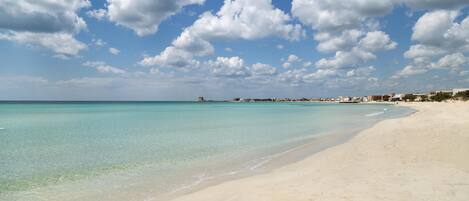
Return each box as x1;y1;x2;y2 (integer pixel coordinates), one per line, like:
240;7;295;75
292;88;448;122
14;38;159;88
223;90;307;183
172;102;469;201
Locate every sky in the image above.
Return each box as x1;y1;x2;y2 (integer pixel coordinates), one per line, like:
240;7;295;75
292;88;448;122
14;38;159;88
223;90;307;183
0;0;468;100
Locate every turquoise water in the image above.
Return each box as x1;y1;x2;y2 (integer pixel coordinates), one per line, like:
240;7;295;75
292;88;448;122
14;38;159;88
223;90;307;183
0;102;411;200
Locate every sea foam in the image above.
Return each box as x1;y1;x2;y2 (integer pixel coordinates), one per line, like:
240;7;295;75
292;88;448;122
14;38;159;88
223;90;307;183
365;111;385;117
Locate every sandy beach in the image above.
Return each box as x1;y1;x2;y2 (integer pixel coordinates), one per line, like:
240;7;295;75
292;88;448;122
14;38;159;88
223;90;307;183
172;102;469;201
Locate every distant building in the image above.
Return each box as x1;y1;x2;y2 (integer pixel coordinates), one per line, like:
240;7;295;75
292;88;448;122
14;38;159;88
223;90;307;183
414;94;428;102
197;96;205;102
368;95;383;102
338;96;351;102
391;94;404;101
382;95;391;101
362;96;369;102
453;88;469;96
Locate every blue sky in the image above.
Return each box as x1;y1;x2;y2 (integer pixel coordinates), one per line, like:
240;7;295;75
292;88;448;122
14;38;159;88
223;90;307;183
0;0;468;100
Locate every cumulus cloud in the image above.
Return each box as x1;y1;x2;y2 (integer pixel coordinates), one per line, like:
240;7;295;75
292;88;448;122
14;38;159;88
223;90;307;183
393;65;428;78
359;31;397;51
282;54;303;68
315;47;376;69
86;8;107;20
277;68;308;85
315;29;364;53
394;9;469;78
92;38;106;47
0;32;86;58
430;53;468;70
411;10;459;47
102;0;205;36
346;66;376;77
206;56;249;77
83;61;127;74
0;0;89;33
292;0;394;33
251;63;277;76
291;0;397;85
141;0;303;68
287;54;301;63
291;0;469;82
0;0;89;58
108;47;120;55
140;46;201;69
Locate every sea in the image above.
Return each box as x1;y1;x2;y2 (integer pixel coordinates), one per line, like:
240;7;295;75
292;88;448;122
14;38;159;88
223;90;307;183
0;101;412;201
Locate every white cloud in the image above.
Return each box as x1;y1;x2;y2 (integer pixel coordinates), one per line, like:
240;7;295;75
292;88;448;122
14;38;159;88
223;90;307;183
141;0;303;68
411;10;459;47
404;44;447;59
304;69;338;81
292;0;394;33
282;54;303;69
346;66;376;77
0;0;89;57
276;44;284;49
109;47;120;55
287;54;301;63
0;32;86;58
206;56;249;77
291;0;397;85
316;29;364;53
86;8;107;20
83;61;127;74
105;0;205;36
315;47;376;69
251;63;277;76
0;0;89;33
395;9;469;78
140;46;200;69
393;65;428;78
277;68;308;85
92;38;106;47
430;53;468;69
359;31;397;51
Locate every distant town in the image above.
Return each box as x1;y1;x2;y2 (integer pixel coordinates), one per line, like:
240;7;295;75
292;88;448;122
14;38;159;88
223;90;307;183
198;88;469;103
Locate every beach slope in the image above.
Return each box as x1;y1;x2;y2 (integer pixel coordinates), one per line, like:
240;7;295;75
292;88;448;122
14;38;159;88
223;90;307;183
173;102;469;201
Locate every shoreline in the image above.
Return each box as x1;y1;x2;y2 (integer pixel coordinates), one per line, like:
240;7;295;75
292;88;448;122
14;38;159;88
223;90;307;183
161;104;413;200
171;102;469;201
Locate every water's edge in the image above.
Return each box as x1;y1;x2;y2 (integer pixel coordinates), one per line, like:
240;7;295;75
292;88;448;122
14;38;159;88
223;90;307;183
164;104;416;200
0;103;415;201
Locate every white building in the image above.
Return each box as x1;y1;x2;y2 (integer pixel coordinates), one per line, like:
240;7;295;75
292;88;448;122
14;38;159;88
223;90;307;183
453;88;469;96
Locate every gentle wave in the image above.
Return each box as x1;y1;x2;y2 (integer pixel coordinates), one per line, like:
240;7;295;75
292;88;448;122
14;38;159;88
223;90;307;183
365;109;387;117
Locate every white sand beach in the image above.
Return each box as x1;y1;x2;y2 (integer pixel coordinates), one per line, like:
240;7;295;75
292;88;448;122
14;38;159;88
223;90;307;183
172;102;469;201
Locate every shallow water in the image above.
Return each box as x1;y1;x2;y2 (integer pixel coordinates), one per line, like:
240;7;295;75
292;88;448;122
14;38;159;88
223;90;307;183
0;102;411;200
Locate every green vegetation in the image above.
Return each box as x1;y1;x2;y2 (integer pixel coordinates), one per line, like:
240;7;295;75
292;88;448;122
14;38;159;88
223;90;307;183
403;94;416;101
430;92;452;102
454;90;469;101
418;95;429;102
